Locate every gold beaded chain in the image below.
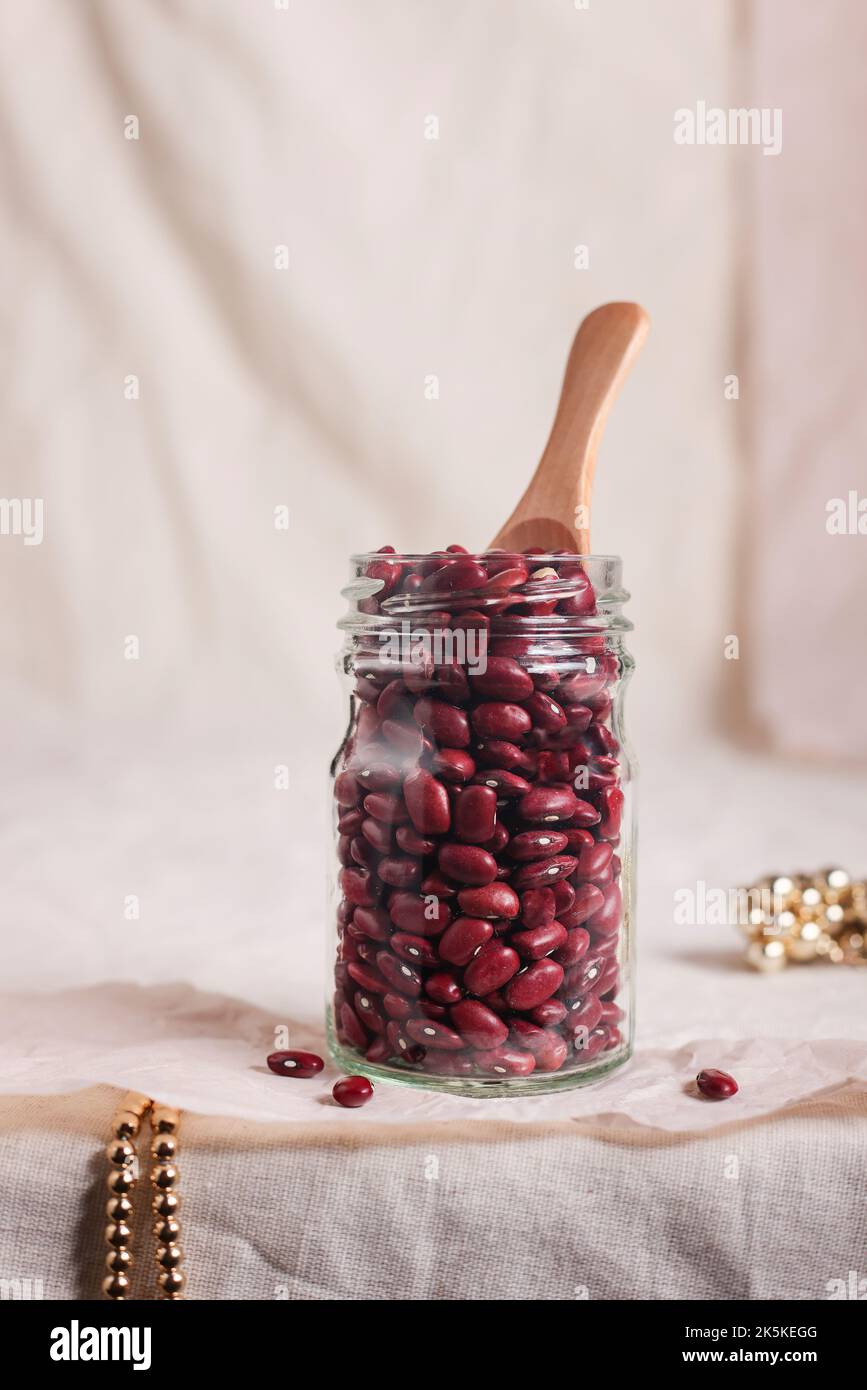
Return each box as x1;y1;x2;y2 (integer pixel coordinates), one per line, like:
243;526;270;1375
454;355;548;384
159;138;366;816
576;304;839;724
739;867;867;971
104;1092;186;1300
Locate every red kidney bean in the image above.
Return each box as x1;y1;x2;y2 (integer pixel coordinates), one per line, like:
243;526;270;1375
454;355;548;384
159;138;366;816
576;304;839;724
360;819;392;855
509;1021;569;1072
517;785;579;824
337;808;364;836
696;1068;738;1100
600;1001;625;1024
406;1017;465;1050
386;1021;426;1063
464;940;521;995
362;793;407;825
354;991;386;1035
332;1075;374;1108
573;1025;608;1059
339;1002;369;1051
475;739;530;770
454;785;498;844
524;691;567;732
535;750;572;782
470;768;531;799
390;932;439;966
520;887;556;928
346;961;388;995
419;999;448;1020
469;657;535;702
375;950;422;997
512;854;577;891
377;855;421;888
559;883;606;928
473;1046;536;1076
350;836;378;871
433;663;470;705
471;703;532;740
450;999;509;1049
562;993;603;1035
457;883;520;919
334;771;360;806
383;992;413;1020
504;959;564;1010
484;823;510;854
352;906;392;941
588;883;622;936
439;843;498;886
424;971;463;1005
597;786;624;839
395;825;435;855
413;698;470;748
558;670;609;704
528;998;567;1027
267;1050;325;1078
339;867;377;906
382;720;425;757
511;921;568;960
354;762;402;792
508;829;569;861
376;679;408;718
565;800;602;829
553;927;591;966
403;768;451;835
337;835;353;867
419;869;457;898
573;841;614;881
437;916;494;965
552;878;575;913
430;748;476;783
569;954;606;996
420;559;488;595
388;892;451;935
365;1036;391;1063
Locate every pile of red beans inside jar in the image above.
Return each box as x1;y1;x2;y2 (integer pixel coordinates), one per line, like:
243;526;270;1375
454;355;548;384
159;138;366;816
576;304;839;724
331;546;631;1092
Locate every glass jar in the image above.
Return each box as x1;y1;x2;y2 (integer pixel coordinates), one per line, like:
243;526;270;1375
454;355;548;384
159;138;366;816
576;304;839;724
328;550;635;1096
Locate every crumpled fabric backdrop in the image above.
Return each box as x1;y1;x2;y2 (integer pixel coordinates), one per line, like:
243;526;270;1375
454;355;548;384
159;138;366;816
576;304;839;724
0;0;865;1299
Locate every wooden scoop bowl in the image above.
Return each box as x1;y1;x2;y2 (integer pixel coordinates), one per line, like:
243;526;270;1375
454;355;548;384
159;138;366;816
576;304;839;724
490;302;649;554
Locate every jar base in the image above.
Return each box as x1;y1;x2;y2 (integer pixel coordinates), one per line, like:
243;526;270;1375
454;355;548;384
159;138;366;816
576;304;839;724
327;1017;632;1098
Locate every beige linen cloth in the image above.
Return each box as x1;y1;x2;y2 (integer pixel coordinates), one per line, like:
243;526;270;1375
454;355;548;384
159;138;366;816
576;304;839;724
0;1;865;1298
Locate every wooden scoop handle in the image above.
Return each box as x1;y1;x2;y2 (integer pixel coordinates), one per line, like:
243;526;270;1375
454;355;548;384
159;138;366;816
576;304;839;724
490;302;649;553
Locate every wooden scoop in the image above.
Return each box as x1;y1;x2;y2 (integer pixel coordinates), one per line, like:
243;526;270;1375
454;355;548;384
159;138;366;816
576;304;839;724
489;302;649;554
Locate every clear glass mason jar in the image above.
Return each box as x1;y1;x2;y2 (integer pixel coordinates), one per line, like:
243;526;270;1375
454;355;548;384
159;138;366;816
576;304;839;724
327;550;635;1096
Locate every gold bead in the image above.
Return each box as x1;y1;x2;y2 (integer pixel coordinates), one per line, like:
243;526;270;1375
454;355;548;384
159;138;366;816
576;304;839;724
106;1222;132;1249
102;1273;130;1300
121;1092;152;1118
105;1248;132;1274
106;1196;134;1222
106;1139;138;1170
152;1191;181;1219
152;1104;180;1135
153;1218;181;1244
107;1167;137;1196
747;939;787;972
158;1269;185;1298
112;1111;141;1140
152;1163;178;1191
156;1243;184;1270
151;1134;177;1162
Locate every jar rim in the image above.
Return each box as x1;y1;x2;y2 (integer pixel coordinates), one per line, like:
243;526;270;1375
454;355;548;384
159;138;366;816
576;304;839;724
350;551;622;564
